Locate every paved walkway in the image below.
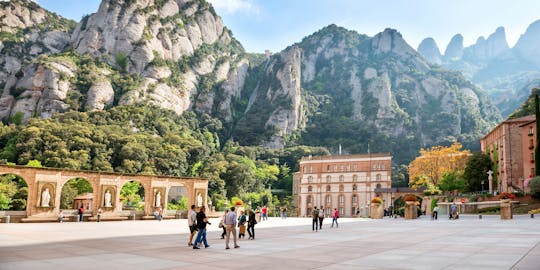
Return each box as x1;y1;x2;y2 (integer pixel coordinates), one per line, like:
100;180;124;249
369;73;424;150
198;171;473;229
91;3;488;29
1;215;539;269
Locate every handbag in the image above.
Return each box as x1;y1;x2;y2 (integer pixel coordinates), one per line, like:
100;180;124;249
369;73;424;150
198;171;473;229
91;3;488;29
218;221;224;228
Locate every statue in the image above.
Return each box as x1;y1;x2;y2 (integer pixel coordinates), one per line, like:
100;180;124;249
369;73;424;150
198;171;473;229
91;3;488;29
155;191;161;207
41;188;51;207
197;192;203;207
104;190;112;207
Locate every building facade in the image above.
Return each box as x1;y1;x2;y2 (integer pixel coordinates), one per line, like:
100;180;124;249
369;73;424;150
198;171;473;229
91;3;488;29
480;115;535;193
293;153;392;217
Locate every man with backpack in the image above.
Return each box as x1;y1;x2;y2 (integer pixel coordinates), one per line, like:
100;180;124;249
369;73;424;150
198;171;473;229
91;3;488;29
312;206;319;232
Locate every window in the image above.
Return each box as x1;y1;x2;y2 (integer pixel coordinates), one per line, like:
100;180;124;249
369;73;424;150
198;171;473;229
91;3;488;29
339;195;344;204
352;194;357;203
353;175;358;182
353;164;358;171
339;175;344;182
381;164;385;170
307;195;312;203
326;195;331;204
308;176;313;183
531;152;535;160
376;174;381;181
309;165;313;173
347;164;350;172
326;185;331;192
339;184;344;192
327;165;330;171
308;186;313;192
340;165;344;172
302;166;305;173
326;175;331;182
530;127;534;135
339;207;344;216
334;165;337;172
376;184;381;189
353;184;357;191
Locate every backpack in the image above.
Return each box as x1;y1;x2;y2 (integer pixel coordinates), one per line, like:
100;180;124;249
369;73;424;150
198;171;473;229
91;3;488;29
313;209;319;218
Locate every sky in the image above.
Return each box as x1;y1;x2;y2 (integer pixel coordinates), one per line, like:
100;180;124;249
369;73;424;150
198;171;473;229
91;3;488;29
35;0;540;54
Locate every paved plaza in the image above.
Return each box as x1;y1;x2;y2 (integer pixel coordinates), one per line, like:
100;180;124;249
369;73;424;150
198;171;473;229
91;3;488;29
1;215;539;269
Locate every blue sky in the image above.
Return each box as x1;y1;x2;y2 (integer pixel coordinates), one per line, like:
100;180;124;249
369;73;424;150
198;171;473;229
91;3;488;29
37;0;540;54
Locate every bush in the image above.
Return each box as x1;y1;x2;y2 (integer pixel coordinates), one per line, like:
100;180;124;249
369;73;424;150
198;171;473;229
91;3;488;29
497;192;515;200
403;194;417;202
371;197;383;204
530;177;540;199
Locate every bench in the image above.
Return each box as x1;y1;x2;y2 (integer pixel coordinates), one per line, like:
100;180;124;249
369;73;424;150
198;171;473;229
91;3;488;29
88;216;129;222
141;215;176;220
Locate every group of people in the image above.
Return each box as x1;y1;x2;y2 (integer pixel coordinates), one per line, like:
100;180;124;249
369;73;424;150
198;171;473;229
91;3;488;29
188;205;258;250
311;206;339;231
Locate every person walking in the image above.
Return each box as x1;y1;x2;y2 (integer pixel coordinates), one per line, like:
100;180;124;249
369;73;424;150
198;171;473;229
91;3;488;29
219;209;228;239
188;205;197;246
238;210;247;239
388;205;394;218
78;206;84;222
318;206;325;230
331;208;339;228
450;203;458;220
312;206;319;232
97;208;102;222
262;206;268;221
193;206;210;249
247;210;257;240
432;205;439;220
224;206;240;249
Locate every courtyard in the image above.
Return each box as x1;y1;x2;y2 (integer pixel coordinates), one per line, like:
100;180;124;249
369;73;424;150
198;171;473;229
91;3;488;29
0;215;539;270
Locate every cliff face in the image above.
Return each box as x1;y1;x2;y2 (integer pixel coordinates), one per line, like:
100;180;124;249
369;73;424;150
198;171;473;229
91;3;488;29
417;38;442;65
1;0;247;123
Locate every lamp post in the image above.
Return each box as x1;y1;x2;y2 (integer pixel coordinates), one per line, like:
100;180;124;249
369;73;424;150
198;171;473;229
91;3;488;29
481;180;484;193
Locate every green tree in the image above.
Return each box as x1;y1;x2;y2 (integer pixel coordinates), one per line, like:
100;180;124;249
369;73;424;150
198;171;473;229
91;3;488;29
26;159;42;167
462;151;492;192
120;181;144;210
439;172;467;194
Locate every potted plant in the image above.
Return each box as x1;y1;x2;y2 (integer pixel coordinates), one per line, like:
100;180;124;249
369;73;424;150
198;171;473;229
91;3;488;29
498;192;515;220
402;194;418;219
370;197;384;219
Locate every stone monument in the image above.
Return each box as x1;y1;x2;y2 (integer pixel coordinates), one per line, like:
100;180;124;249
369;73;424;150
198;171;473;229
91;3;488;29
41;188;51;207
155;191;161;207
487;170;493;194
104;190;112;207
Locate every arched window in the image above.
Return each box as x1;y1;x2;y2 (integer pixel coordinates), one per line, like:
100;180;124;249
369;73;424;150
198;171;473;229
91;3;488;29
325;195;331;204
376;183;381;189
353;175;358;182
308;186;313;192
339;195;344;204
339;184;344;192
352;184;357;191
326;185;331;192
376;174;381;181
326;175;331;182
339;175;344;182
308;176;313;183
352;194;358;203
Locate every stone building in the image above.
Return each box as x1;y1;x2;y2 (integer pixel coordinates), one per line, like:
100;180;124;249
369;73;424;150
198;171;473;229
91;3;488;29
293;153;392;217
480;115;535;193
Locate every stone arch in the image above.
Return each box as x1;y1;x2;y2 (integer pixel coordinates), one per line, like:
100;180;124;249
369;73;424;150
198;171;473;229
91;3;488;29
0;173;28;210
119;180;146;211
59;177;94;211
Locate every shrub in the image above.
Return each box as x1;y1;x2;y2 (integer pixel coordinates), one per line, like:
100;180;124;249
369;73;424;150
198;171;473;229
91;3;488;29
371;197;383;204
497;192;515;200
403;194;417;202
530;177;540;199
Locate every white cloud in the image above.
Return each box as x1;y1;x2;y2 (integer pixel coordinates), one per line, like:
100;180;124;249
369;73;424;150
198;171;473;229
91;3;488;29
208;0;259;15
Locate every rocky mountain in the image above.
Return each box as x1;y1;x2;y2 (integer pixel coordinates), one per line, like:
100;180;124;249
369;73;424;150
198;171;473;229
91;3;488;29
418;21;540;117
0;0;247;123
0;0;502;165
234;25;500;163
417;38;442;65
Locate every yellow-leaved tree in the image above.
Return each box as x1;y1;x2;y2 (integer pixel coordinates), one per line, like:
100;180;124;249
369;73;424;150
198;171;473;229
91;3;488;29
408;142;470;189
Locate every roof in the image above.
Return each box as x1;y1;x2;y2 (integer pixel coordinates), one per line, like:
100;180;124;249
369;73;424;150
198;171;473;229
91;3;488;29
300;153;392;162
481;115;535;140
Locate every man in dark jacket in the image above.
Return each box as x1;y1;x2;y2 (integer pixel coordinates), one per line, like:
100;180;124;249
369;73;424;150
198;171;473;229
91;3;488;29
193;206;210;249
